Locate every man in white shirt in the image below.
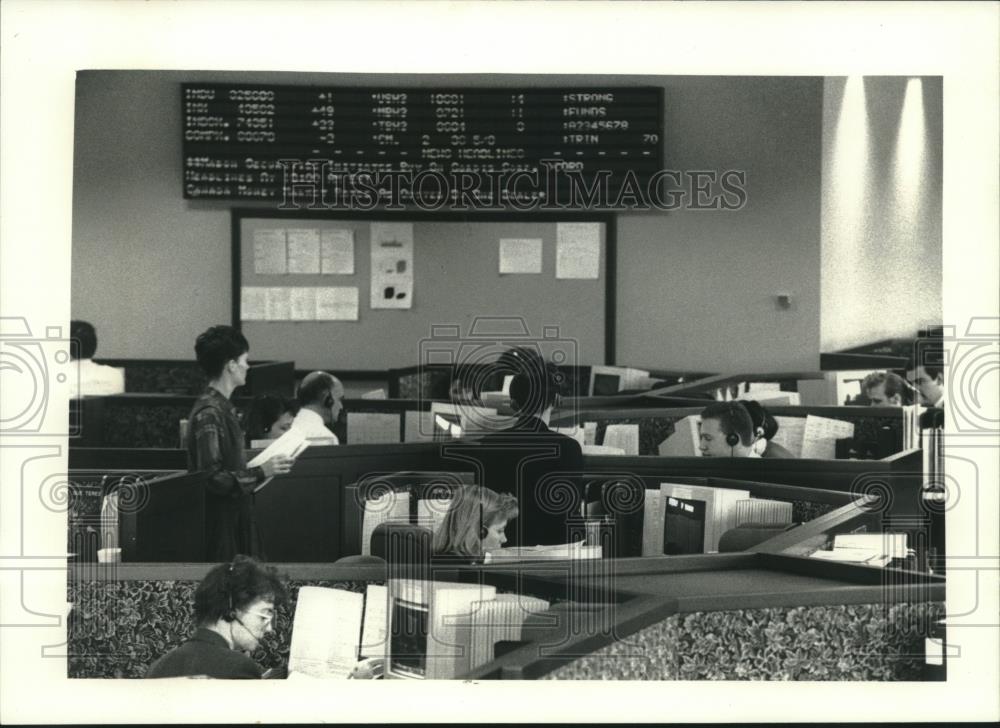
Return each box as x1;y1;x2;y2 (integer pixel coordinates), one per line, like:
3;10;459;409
69;320;125;397
289;371;343;444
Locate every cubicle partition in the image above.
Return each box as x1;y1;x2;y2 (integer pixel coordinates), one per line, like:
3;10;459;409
553;403;913;458
94;358;296;396
68;557;944;680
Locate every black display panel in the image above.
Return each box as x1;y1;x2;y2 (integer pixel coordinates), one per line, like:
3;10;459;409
182;84;664;208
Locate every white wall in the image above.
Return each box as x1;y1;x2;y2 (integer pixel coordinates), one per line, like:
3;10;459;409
72;72;828;372
820;77;943;352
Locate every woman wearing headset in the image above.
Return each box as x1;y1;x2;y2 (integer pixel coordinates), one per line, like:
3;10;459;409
432;485;520;562
146;556;285;679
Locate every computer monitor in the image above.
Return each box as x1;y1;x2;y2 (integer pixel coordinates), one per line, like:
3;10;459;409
662;496;706;555
385;579;498;679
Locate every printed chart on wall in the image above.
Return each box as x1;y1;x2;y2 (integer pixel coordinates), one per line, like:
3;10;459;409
235;214;612;370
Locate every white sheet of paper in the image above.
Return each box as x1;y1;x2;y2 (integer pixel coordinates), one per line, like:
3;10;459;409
253;229;287;274
556;222;601;279
288;586;364;678
499;237;543;274
240;286;268;321
834;532;908;558
602;424;640;455
359;585;388;659
370;222;414;309
247;428;309;469
265;287;292;320
321;228;355;274
347;412;400;444
315;286;359;321
800;415;855;459
287;228;321;274
289;287;317;321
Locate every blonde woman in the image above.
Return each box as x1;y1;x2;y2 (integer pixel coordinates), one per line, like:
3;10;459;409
433;485;519;561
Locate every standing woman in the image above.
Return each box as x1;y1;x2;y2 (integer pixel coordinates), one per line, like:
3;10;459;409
187;326;293;561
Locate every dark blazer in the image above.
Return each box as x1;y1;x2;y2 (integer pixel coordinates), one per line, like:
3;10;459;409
145;628;263;679
442;416;585;547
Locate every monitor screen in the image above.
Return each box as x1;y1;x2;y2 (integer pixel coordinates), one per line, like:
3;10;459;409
662;496;706;555
387;597;429;679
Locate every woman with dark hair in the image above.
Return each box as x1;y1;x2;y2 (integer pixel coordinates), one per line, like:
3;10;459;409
187;326;293;561
433;485;519;561
146;555;287;679
244;394;299;447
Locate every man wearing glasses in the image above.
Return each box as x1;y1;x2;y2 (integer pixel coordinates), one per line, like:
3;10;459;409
146;557;284;679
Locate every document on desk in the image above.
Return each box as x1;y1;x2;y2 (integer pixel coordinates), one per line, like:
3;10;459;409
800;415;854;459
288;586;364;679
602;424;640;455
248;429;309;492
485;541;600;562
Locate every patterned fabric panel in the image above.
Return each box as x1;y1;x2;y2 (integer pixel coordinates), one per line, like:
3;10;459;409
68;579;374;678
124;365;207;395
102;402;191;448
544;601;944;680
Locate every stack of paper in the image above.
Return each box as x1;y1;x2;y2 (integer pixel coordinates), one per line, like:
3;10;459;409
809;532;908;567
485;541;601;563
288;587;365;679
800;415;855;459
288;585;389;680
657;415;700;457
602;424;639;455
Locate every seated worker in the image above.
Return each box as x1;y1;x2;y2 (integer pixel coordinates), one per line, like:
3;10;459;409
739;399;795;459
432;485;519;563
244;394;299;447
443;347;584;547
188;326;294;561
861;371;915;406
289;371;343;444
146;556;286;679
699;401;768;458
907;341;946;407
68;320;125;396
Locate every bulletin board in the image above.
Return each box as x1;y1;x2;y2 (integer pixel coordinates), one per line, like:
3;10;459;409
232;210;615;371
